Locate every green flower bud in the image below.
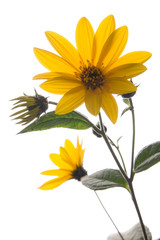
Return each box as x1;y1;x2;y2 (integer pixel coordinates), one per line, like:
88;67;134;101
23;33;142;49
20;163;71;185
10;90;48;125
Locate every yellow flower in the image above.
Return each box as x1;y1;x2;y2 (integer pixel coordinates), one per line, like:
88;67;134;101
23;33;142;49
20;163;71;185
10;90;48;125
33;15;151;123
39;138;87;190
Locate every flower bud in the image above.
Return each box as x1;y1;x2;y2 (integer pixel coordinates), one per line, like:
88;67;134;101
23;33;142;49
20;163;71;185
92;122;107;138
121;91;136;99
10;90;48;125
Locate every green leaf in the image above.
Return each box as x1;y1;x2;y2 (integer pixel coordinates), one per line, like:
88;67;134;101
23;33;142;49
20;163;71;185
117;136;122;145
134;141;160;173
121;106;131;116
19;111;91;133
123;98;130;106
81;169;129;191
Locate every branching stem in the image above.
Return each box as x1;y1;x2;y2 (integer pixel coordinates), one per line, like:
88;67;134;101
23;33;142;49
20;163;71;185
49;99;148;240
108;136;127;174
98;111;148;240
98;113;129;182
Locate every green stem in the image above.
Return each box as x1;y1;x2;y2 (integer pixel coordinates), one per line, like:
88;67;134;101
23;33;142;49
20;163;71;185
98;111;148;240
129;98;136;181
117;146;127;174
128;183;148;240
128;98;148;239
108;136;127;174
48;100;57;105
98;112;129;181
94;191;125;240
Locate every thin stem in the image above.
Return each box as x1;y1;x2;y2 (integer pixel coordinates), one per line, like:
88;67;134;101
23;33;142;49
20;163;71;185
128;98;148;239
48;101;57;105
94;191;125;240
128;183;148;240
129;98;136;181
108;136;127;174
117;147;127;174
99;112;148;240
98;112;129;182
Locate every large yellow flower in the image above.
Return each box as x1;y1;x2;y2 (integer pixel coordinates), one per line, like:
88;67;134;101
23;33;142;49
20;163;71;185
39;138;87;190
33;15;151;123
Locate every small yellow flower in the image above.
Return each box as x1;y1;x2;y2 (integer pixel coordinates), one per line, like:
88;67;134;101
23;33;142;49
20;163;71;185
10;90;48;125
33;15;151;123
39;138;87;190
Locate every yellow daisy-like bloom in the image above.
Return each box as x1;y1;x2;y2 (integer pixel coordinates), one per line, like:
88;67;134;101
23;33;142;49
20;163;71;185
33;15;152;123
39;138;87;190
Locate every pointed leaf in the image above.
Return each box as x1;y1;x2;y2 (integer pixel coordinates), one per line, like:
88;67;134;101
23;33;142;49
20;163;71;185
19;111;91;133
121;106;131;116
134;141;160;173
81;169;129;191
123;98;130;106
117;136;122;144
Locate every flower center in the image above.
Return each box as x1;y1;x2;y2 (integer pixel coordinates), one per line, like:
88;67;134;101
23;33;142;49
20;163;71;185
72;166;87;181
80;65;104;90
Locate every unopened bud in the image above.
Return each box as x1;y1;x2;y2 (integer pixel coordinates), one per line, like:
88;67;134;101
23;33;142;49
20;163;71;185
92;122;107;138
10;90;48;125
122;91;136;99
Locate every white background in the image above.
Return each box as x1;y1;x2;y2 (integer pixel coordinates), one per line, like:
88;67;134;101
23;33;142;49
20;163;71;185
1;0;160;239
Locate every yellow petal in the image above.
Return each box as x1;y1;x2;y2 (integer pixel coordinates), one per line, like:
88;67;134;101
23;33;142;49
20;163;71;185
104;79;137;94
33;48;76;74
33;72;81;81
40;75;82;94
41;169;70;176
97;26;128;69
65;138;84;167
85;89;102;116
80;149;85;166
50;153;73;170
107;51;152;71
64;139;77;165
105;63;147;79
39;175;71;190
45;31;81;71
76;137;85;166
60;147;76;168
101;91;118;124
92;15;115;65
55;86;85;114
76;17;94;64
33;72;61;80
